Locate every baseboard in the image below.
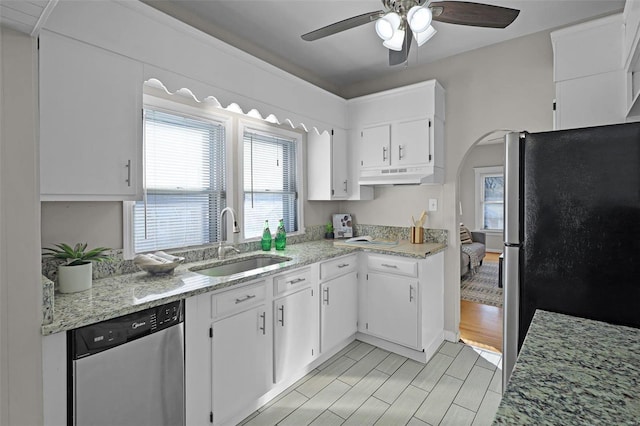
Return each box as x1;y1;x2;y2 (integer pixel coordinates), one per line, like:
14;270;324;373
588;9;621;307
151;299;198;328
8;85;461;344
356;332;435;364
444;329;460;342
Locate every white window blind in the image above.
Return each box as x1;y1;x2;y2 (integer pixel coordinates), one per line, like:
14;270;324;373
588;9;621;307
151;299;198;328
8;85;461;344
243;129;298;239
474;166;504;231
134;109;226;252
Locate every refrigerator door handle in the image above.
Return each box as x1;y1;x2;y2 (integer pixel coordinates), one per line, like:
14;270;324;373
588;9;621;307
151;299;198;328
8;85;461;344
504;132;522;245
502;245;520;392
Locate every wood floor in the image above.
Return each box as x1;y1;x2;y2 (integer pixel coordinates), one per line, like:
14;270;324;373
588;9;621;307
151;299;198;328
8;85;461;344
460;252;503;353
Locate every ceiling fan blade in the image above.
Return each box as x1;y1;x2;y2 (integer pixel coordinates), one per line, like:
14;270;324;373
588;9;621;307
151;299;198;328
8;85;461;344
389;30;412;66
302;10;384;41
430;1;519;29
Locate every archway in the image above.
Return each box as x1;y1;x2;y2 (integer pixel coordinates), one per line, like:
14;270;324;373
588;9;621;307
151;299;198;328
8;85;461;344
455;129;513;353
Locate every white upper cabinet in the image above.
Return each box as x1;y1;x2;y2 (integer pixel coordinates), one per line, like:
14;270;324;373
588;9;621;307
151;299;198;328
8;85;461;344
39;31;143;200
551;14;627;130
307;128;350;200
348;80;445;185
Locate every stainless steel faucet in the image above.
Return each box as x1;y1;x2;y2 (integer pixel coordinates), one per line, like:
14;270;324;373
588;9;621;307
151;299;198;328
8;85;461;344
218;207;240;260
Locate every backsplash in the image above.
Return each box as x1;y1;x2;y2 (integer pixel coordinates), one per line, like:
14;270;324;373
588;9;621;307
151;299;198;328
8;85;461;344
41;224;447;283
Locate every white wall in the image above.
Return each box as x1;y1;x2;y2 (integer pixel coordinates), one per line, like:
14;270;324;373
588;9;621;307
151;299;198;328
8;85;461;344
459;143;504;252
341;30;554;338
0;26;43;426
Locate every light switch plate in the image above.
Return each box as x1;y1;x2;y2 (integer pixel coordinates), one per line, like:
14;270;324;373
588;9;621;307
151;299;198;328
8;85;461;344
428;199;438;211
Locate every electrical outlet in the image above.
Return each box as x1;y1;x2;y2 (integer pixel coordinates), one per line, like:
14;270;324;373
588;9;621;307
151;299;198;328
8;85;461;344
428;199;438;212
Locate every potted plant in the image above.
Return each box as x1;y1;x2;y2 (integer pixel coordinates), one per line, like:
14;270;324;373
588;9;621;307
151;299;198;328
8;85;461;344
42;243;111;293
325;221;335;239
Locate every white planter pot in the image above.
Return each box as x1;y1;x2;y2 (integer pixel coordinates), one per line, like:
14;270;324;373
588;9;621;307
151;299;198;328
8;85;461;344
58;262;92;293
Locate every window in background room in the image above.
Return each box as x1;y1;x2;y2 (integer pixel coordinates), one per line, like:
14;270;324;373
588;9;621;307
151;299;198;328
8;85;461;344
474;166;504;231
133;109;227;253
242;127;300;239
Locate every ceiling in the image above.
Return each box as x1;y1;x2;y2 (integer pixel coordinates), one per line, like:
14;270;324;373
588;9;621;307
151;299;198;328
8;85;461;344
142;0;625;97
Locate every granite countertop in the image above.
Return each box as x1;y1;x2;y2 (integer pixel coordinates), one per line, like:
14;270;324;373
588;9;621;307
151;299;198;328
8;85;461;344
333;239;444;257
43;239;446;336
493;310;640;425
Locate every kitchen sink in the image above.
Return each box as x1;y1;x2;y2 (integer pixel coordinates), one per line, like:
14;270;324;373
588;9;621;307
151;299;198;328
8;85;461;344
192;255;291;277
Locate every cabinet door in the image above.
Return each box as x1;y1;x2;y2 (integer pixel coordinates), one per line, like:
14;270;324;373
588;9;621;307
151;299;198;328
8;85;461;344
366;272;418;348
320;271;357;353
274;287;318;383
394;118;431;167
360;124;391;168
331;128;349;198
39;31;143;200
212;305;270;425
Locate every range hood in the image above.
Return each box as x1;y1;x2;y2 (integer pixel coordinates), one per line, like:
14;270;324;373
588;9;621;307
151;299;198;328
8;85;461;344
359;165;444;185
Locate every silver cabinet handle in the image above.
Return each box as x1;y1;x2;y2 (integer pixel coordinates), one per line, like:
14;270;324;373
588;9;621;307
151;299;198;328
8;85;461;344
235;294;256;304
287;277;306;285
382;146;388;161
343;180;348;193
125;159;132;187
259;311;266;335
323;287;330;305
381;263;398;269
398;144;404;160
337;264;350;268
278;305;285;326
409;285;414;302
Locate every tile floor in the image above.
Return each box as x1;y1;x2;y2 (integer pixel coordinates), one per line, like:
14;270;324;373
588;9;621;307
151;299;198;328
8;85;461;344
240;340;503;426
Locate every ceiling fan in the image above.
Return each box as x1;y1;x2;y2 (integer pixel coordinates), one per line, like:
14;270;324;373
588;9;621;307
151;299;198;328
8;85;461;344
301;0;520;66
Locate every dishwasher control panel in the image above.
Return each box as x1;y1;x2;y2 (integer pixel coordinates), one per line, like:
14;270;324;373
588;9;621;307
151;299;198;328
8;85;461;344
71;300;183;359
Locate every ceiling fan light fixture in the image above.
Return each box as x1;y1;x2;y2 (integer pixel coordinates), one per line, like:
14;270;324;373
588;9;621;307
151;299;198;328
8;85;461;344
414;25;437;46
383;27;405;51
375;12;401;41
407;6;432;33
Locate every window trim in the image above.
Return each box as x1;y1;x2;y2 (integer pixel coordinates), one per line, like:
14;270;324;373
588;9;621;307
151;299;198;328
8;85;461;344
474;165;504;232
237;120;305;242
123;94;233;259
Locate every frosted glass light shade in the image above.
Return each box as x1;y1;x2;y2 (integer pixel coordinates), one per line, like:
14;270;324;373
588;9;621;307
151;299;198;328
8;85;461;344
414;25;437;46
383;28;405;51
375;12;401;41
407;6;432;33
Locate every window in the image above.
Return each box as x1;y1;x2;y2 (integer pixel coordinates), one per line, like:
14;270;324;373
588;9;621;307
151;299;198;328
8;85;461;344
475;166;504;231
132;109;227;253
242;127;300;239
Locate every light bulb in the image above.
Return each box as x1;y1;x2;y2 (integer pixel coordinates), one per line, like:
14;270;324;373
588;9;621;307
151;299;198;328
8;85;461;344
375;12;401;41
413;25;437;47
407;6;432;33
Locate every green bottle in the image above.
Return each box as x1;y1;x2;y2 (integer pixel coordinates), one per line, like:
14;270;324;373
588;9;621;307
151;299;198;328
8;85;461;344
261;220;272;251
275;219;286;250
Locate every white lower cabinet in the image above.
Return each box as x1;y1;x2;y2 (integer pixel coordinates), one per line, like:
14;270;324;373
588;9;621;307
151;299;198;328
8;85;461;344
320;271;358;352
211;304;271;425
365;272;419;348
273;286;318;383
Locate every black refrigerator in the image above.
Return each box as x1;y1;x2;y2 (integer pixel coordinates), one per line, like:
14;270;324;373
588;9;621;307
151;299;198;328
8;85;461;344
503;123;640;388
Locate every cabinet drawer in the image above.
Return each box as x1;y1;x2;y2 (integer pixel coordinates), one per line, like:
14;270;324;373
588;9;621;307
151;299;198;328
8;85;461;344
212;281;266;318
274;267;313;295
320;254;357;281
367;254;418;277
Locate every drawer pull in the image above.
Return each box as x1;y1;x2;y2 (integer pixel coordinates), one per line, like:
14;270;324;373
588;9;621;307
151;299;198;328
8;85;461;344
259;312;266;335
381;263;398;269
288;277;306;285
235;294;256;304
337;263;350;268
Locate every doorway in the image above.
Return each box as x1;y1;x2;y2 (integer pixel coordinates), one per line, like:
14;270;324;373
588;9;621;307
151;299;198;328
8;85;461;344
457;132;508;353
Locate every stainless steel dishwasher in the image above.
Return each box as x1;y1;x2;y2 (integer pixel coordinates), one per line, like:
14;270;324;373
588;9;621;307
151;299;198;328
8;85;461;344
70;300;185;426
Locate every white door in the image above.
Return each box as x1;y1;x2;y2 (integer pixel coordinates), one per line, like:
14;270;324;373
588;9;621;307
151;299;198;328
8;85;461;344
212;305;270;425
360;124;391;168
274;287;318;383
320;272;357;353
366;272;418;348
394;118;431;167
